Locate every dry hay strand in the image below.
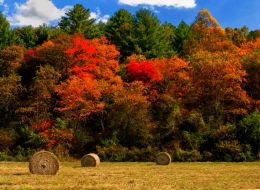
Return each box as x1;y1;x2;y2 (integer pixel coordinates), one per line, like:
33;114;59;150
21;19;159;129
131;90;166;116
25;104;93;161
156;152;171;165
81;153;100;167
29;150;59;175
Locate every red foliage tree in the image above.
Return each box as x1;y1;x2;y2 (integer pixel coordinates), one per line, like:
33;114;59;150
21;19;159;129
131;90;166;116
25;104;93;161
126;59;162;83
66;35;120;80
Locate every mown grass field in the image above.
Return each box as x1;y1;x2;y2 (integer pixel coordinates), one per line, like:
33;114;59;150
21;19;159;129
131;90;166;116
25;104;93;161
0;161;259;190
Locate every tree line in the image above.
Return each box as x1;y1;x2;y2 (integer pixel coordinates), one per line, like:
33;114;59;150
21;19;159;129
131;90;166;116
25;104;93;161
0;4;259;162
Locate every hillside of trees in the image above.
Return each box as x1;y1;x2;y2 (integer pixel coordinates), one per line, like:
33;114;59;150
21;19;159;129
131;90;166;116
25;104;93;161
0;4;260;162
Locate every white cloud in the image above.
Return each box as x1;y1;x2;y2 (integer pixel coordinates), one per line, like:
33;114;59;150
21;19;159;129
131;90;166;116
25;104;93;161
2;3;9;15
118;0;196;8
90;8;110;23
8;0;71;27
0;0;9;16
142;6;160;13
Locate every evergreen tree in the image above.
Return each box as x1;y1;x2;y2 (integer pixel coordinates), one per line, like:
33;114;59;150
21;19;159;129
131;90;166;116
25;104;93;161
225;26;249;46
174;20;190;55
58;4;97;38
134;9;161;58
0;12;12;49
134;9;173;58
158;22;177;57
105;9;136;61
13;26;38;48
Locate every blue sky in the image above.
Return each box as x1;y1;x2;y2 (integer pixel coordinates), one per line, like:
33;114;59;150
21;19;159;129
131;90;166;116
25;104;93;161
0;0;259;30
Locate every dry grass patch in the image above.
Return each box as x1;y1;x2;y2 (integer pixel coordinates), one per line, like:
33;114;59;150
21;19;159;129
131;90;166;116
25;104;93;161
0;161;259;189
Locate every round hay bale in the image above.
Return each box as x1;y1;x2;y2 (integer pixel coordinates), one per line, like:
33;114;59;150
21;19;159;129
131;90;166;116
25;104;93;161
29;150;59;175
156;152;171;165
81;153;100;167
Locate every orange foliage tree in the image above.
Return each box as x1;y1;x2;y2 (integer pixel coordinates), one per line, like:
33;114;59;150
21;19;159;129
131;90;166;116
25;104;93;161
188;51;251;123
55;76;104;120
21;34;72;85
31;118;73;149
184;9;228;55
55;35;121;123
238;37;260;56
153;56;191;100
23;65;61;123
240;37;260;109
184;9;251;123
0;45;24;127
105;81;155;147
17;41;64;124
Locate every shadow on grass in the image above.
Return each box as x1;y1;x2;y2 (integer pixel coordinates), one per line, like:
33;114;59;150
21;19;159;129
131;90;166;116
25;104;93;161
0;182;13;185
13;173;27;176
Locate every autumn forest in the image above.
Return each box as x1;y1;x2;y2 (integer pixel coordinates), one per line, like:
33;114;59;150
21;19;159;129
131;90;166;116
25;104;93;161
0;4;260;162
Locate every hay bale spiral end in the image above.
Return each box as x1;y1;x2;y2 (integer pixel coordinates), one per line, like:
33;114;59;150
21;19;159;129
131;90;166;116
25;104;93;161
29;150;59;175
81;153;100;167
156;152;171;165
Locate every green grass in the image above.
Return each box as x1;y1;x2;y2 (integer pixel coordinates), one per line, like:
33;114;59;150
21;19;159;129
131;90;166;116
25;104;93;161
0;162;259;190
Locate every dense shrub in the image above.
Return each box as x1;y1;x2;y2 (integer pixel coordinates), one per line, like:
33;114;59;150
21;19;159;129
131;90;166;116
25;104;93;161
0;128;16;151
96;146;158;162
237;110;260;157
0;151;13;161
173;149;202;162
